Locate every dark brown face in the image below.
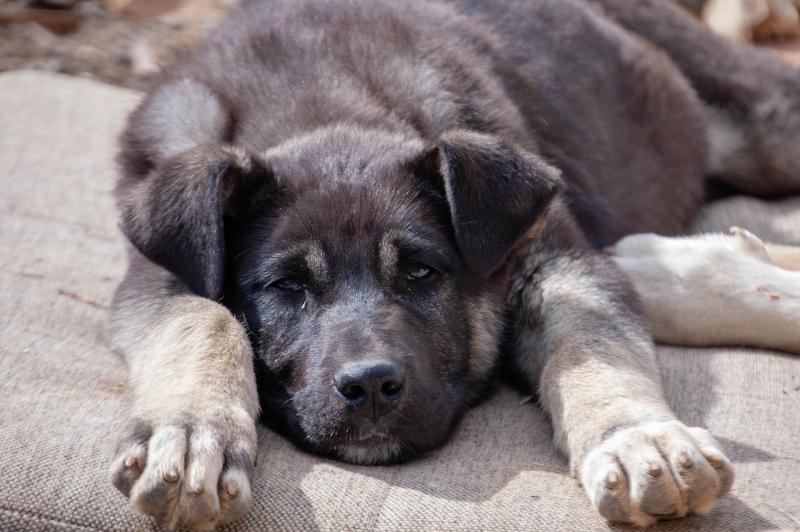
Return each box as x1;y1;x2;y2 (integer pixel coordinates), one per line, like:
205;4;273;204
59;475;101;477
227;178;496;464
119;126;562;464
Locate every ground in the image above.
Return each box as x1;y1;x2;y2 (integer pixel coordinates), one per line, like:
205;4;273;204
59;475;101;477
0;0;798;91
0;0;234;90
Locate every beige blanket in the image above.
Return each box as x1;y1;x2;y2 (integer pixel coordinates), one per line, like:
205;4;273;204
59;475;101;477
0;70;798;531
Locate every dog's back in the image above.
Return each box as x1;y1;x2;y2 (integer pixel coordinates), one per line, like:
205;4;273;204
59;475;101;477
120;0;707;246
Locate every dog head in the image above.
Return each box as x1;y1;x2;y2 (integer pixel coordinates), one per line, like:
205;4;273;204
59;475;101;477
118;83;561;464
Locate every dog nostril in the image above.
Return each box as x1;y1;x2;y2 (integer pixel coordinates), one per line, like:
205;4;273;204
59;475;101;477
380;379;403;398
340;383;366;402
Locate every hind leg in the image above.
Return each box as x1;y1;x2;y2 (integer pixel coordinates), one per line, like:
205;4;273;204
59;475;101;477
587;0;800;196
609;227;800;353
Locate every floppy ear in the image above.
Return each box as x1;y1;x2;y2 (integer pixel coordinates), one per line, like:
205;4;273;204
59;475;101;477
118;146;278;300
414;130;563;276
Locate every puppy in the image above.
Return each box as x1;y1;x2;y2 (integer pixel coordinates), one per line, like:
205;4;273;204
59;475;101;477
108;0;800;528
610;227;800;353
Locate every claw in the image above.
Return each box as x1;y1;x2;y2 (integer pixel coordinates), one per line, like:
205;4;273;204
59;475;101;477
163;470;180;483
702;449;725;468
648;462;663;477
221;480;239;502
605;471;621;489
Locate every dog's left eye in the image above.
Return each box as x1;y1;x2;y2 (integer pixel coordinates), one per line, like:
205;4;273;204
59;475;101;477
406;263;433;281
272;277;304;291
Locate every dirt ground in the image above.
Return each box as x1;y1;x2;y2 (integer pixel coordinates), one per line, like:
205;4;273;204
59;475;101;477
0;0;798;92
0;0;235;90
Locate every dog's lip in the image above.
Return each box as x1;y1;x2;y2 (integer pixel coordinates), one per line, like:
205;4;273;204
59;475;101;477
334;431;393;448
353;432;391;445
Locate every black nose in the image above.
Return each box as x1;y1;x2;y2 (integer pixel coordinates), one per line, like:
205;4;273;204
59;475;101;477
333;360;405;418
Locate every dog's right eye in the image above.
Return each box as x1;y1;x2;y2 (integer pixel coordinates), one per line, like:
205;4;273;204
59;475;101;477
406;263;433;281
271;277;304;292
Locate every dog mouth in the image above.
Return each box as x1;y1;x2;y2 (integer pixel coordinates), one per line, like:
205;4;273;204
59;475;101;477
330;431;411;465
337;430;394;449
349;432;392;445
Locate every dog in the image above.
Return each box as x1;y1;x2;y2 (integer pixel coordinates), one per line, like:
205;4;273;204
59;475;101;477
610;226;800;353
108;0;800;529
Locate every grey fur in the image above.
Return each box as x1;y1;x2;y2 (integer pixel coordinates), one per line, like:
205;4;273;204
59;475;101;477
109;0;799;528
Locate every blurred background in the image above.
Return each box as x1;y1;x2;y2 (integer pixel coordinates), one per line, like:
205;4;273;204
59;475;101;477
0;0;799;91
0;0;238;90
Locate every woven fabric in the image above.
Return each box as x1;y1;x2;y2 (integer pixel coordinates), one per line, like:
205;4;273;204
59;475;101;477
0;70;798;531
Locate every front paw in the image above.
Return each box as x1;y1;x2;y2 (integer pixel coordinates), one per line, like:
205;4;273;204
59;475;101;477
109;407;257;530
580;421;734;526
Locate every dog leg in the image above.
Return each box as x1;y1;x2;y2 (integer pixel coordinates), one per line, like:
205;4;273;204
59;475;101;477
509;204;733;525
610;228;800;353
109;247;259;530
586;0;800;196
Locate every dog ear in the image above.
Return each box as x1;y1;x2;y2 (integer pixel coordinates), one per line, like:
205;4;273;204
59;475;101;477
119;146;279;300
413;130;563;277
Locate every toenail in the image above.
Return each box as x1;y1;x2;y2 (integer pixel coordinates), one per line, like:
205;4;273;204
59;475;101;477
678;454;694;469
164;470;179;483
605;472;621;488
648;462;663;477
704;453;724;468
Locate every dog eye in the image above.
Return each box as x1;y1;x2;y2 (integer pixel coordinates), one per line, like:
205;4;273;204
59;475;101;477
272;277;304;291
406;263;433;281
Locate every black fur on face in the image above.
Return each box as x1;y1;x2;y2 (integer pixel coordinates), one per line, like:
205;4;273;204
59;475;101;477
120;124;561;464
225;128;487;463
230;193;477;462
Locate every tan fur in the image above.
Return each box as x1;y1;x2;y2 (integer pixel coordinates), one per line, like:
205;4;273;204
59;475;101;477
700;0;800;41
109;246;260;530
507;202;735;525
753;0;800;40
465;294;505;383
535;258;733;523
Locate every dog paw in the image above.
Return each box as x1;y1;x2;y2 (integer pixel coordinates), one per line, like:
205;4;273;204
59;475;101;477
110;408;256;530
580;421;734;526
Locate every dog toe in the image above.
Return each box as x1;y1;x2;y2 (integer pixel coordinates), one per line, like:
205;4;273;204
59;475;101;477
581;421;734;526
